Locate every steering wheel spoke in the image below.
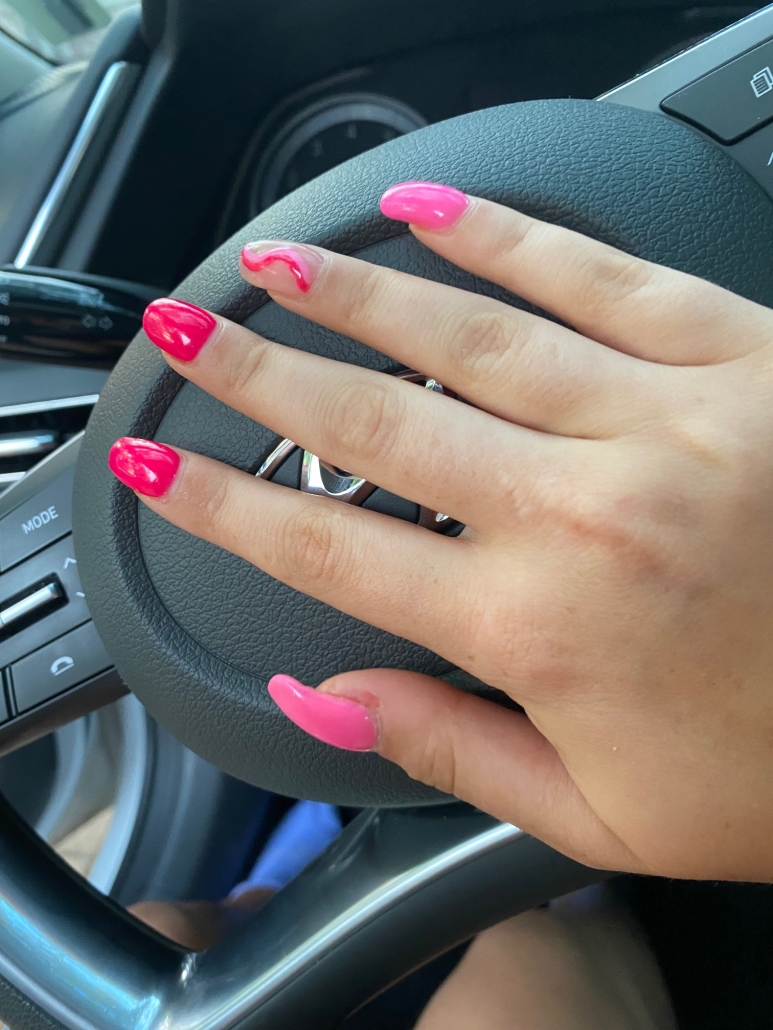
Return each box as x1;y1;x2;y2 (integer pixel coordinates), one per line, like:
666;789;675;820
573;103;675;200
0;799;603;1030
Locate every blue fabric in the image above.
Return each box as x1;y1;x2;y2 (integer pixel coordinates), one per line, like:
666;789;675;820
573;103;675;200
229;800;342;897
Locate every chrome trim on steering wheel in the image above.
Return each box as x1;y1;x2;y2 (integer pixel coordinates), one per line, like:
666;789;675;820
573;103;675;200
0;800;603;1029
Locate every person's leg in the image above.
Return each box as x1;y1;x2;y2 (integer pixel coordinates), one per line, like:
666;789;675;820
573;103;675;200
129;888;275;950
129;800;341;949
415;887;677;1030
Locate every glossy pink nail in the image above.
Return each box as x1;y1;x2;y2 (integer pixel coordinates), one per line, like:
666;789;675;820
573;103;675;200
142;298;217;361
380;181;469;232
108;437;180;497
267;674;378;751
240;242;325;294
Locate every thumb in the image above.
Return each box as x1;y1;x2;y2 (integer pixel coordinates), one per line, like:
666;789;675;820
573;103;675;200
267;671;642;872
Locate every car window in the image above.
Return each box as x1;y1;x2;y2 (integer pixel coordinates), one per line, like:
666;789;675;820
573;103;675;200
0;0;138;64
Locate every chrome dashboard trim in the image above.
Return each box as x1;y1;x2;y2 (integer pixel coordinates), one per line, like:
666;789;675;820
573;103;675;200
599;4;773;111
0;395;99;420
14;62;131;269
0;432;57;459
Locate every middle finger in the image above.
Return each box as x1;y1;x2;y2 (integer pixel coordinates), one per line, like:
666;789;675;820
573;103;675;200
142;299;574;533
238;240;661;439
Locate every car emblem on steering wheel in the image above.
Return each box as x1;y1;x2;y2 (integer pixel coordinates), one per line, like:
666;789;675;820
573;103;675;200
255;370;457;532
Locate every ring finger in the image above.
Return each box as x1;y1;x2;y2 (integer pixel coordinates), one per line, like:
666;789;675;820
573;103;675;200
142;300;579;532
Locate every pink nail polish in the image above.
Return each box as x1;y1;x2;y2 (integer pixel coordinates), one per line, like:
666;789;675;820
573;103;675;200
108;437;180;497
267;674;378;752
240;242;325;294
142;298;217;361
380;181;470;232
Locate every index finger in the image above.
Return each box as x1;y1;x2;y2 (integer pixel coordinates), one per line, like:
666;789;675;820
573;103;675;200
380;184;771;366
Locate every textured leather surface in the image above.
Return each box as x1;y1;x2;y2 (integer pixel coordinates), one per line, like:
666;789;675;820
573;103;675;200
74;98;773;805
0;976;67;1030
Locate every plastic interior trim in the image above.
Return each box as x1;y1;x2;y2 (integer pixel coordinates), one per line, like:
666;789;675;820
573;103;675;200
14;63;131;269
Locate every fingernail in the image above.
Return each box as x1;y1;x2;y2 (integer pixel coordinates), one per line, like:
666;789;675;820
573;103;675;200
108;437;180;497
240;242;325;295
267;674;378;751
380;181;470;232
142;298;217;361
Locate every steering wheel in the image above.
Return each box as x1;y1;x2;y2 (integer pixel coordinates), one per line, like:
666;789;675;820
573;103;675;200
2;8;773;1027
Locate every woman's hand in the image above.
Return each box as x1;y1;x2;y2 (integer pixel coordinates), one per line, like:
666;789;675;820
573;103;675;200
108;182;773;881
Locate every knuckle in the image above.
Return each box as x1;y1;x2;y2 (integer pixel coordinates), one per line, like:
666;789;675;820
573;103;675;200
495;215;541;263
338;265;387;331
404;717;461;798
220;336;272;398
202;472;238;529
454;309;520;384
581;251;657;316
322;378;404;464
277;503;347;584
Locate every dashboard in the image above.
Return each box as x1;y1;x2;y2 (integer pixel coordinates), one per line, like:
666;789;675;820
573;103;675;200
215;5;760;248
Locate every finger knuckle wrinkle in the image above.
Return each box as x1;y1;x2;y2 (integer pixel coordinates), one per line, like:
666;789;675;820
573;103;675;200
324;379;403;463
340;266;386;330
587;253;656;312
497;216;542;263
279;505;343;583
202;474;237;528
407;723;460;798
222;337;272;398
456;310;518;383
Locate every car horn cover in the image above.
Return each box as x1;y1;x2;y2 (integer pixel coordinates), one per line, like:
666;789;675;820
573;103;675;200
74;98;773;805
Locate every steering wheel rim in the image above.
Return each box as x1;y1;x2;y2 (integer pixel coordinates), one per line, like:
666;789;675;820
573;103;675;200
3;6;773;1023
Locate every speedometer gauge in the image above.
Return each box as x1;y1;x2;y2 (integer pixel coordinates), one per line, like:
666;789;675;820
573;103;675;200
249;94;426;214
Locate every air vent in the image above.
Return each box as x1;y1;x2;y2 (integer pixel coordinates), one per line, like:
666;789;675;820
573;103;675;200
0;396;98;495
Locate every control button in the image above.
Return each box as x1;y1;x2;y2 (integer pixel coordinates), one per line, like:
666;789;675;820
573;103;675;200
0;535;90;669
9;621;111;713
0;580;62;631
0;467;74;572
728;118;773;202
662;38;773;143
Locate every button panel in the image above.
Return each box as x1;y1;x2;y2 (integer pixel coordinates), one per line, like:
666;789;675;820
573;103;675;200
0;467;74;572
0;534;90;669
662;37;773;144
10;621;111;713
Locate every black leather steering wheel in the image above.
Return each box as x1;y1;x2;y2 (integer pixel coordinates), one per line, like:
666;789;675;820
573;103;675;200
2;8;773;1026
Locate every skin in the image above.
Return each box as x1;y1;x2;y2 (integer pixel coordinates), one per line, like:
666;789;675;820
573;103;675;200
414;901;676;1030
132;195;773;881
128;889;273;950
